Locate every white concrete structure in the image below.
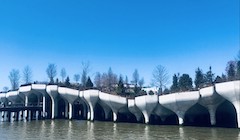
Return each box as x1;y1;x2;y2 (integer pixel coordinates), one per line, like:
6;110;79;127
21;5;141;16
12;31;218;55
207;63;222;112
135;95;158;124
215;81;240;128
160;91;200;125
0;81;240;128
199;86;225;125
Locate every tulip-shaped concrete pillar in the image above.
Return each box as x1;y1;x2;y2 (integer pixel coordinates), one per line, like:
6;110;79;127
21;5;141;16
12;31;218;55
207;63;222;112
199;86;225;126
135;95;158;124
128;99;142;122
46;85;59;119
83;90;99;121
58;87;79;120
160;91;200;125
215;81;240;128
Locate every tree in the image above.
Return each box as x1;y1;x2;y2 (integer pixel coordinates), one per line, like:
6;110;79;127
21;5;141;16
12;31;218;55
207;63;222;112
170;74;179;93
205;66;214;85
179;74;193;91
152;65;169;94
81;62;90;87
9;69;20;90
3;87;9;92
236;61;240;80
94;72;102;89
138;78;145;88
73;74;80;83
116;76;125;95
221;73;227;82
132;69;139;86
46;63;57;84
22;66;32;84
226;61;236;81
86;77;93;88
60;68;67;82
194;68;205;89
65;76;71;87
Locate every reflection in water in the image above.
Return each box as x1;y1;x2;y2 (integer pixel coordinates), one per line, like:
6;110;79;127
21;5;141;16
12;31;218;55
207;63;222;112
179;127;184;139
0;120;240;140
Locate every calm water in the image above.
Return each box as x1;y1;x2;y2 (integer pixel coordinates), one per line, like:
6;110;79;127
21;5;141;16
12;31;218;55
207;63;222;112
0;120;239;140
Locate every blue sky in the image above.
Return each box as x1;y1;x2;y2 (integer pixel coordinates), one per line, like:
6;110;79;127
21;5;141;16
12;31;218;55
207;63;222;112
0;0;239;90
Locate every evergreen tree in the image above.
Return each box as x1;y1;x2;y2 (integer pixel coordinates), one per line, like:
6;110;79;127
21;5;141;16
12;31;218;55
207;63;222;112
205;66;214;85
86;77;93;88
179;74;193;91
116;76;125;95
221;73;227;82
194;68;205;89
170;74;179;92
226;61;236;81
236;61;240;80
65;76;71;87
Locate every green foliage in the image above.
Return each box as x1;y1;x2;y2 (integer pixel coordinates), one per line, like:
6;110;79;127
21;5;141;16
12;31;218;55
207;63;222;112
236;61;240;80
65;76;71;87
86;77;93;88
205;66;214;85
116;76;125;95
226;61;236;81
170;74;179;92
179;74;193;91
194;68;205;89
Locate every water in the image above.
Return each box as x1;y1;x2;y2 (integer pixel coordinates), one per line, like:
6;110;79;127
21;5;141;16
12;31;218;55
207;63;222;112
0;120;239;140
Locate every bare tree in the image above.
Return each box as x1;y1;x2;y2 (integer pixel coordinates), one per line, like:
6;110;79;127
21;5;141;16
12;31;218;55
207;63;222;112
22;65;32;84
81;62;90;87
94;72;102;89
73;74;80;83
46;63;57;84
152;65;169;94
60;68;67;82
132;69;139;86
9;69;20;90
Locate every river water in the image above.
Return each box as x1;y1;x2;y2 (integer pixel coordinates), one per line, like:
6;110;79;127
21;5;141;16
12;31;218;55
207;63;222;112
0;120;239;140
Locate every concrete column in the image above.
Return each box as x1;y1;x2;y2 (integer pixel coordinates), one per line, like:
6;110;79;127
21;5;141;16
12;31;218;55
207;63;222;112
208;107;217;126
113;112;118;122
18;111;22;121
177;112;185;125
89;104;94;121
233;102;240;128
142;111;150;124
36;111;39;120
25;96;28;120
1;111;3;121
51;99;58;119
42;95;46;118
69;103;73;120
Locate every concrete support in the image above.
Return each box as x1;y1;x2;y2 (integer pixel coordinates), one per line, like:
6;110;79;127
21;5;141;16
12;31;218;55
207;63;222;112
69;103;73;119
208;107;217;126
51;99;58;119
25;95;28;119
42;95;46;118
176;112;185;125
113;112;118;122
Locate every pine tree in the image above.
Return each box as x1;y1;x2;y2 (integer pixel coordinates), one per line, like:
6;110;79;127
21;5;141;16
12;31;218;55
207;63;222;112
116;76;125;95
205;66;214;85
236;61;240;80
179;74;193;91
65;76;71;87
194;68;205;89
226;61;236;81
86;77;93;88
170;74;179;92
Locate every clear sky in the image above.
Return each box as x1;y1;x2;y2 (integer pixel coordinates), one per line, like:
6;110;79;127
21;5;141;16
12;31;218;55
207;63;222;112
0;0;239;90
